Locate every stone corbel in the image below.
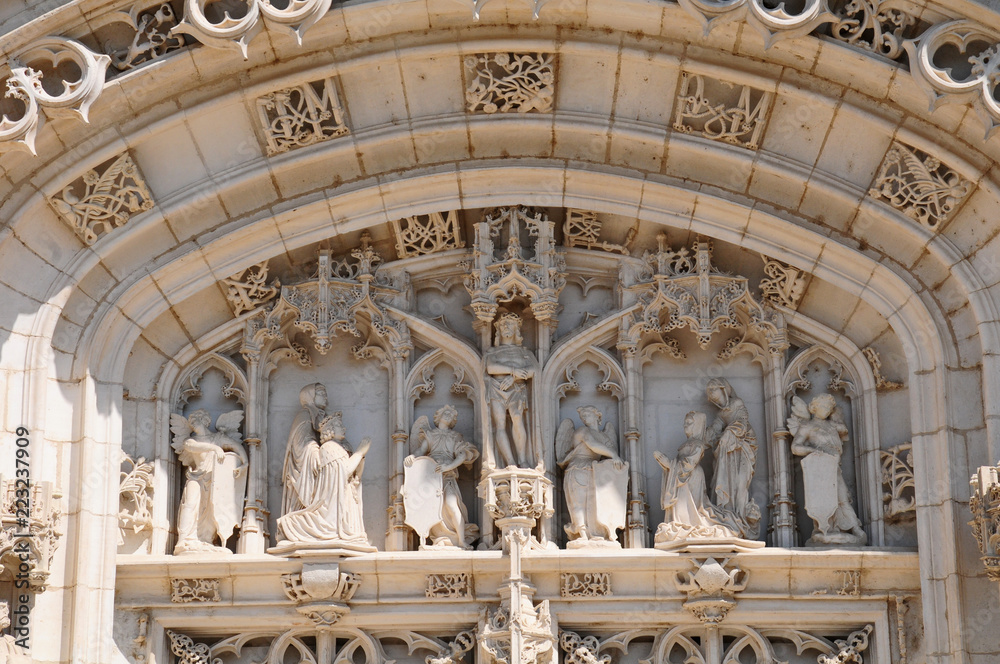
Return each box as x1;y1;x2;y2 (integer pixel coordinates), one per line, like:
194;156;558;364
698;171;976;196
674;557;748;624
282;563;362;627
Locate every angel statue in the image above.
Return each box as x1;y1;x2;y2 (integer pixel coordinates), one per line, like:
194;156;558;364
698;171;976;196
556;405;629;547
276;411;372;548
654;411;738;545
788;393;866;546
705;378;761;539
484;313;539;469
401;405;480;549
169;409;248;555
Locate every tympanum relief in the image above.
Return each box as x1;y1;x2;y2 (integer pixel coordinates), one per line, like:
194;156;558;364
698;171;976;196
153;206;915;561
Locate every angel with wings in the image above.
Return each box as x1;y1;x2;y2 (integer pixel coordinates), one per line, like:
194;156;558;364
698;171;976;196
169;409;248;555
788;393;866;546
556;406;629;546
401;405;480;549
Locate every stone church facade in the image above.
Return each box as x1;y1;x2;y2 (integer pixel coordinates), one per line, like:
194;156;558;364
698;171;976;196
0;0;999;662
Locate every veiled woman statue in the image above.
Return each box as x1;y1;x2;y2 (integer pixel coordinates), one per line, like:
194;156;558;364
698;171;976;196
654;411;737;544
706;378;761;539
276;383;372;550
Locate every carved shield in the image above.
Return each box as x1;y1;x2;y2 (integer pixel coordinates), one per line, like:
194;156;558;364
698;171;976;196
800;453;840;534
401;456;444;540
591;459;629;540
212;451;248;543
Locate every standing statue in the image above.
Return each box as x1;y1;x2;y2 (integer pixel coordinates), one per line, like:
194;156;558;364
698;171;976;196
555;406;629;547
705;378;761;539
484;313;539;468
277;411;372;547
0;601;29;664
788;393;866;546
402;405;480;549
279;382;329;528
654;411;738;544
169;409;248;555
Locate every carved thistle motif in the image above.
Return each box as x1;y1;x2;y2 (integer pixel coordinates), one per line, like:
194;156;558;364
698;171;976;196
392;210;465;258
170;578;221;602
106;3;184;72
674;557;748;624
869;142;972;230
465;53;555;114
759;255;808;309
862;347;903;390
256;78;349;155
673;73;771;149
880;443;915;520
817;625;874;664
50;152;155;244
427;573;473;599
828;0;916;60
224;261;280;315
969;465;1000;581
560;572;611;597
0;478;61;592
118;454;153;546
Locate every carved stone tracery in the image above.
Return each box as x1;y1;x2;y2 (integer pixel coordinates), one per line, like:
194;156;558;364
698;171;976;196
869;141;972;229
465;53;555;114
0;478;61;592
256;77;349;155
673;73;772;149
170;577;221;602
106;3;185;72
969;464;1000;581
173;0;333;57
118;453;154;547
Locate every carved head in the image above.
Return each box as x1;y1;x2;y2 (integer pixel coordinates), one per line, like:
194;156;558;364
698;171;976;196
809;393;836;420
434;404;459;428
494;313;523;345
684;411;707;439
300;383;329;410
0;600;9;630
705;378;732;408
577;405;602;427
319;412;346;442
188;409;212;433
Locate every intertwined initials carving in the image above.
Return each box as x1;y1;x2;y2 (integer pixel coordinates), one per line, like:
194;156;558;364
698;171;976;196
465;53;554;114
673;73;771;149
869;142;972;229
563;210;634;255
759;255;808;309
224;262;280;315
106;4;184;72
426;573;473;598
257;78;349;155
560;572;611;597
50;152;155;244
170;578;221;602
391;210;464;258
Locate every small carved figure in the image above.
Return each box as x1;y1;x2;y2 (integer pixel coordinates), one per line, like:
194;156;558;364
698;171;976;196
0;601;29;663
556;406;629;546
654;411;737;544
403;405;481;548
277;411;371;546
169;409;248;555
706;378;761;539
484;313;539;468
788;394;866;546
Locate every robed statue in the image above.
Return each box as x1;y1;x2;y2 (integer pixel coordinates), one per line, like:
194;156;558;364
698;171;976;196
556;405;629;547
402;404;480;549
705;378;761;539
0;602;29;664
654;411;737;544
484;313;539;469
276;383;373;550
170;408;248;555
788;393;866;546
